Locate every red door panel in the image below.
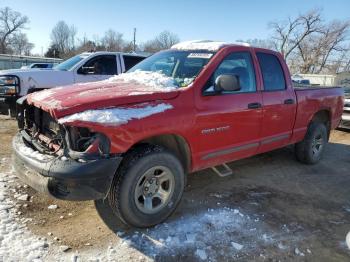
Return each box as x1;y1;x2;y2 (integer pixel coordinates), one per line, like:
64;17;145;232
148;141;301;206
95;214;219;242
194;93;263;170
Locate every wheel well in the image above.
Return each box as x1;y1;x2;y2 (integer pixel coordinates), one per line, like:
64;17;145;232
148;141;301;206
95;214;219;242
311;110;331;138
134;134;191;172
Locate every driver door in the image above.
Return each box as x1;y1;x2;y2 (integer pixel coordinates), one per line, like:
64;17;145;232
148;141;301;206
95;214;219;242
194;51;263;169
74;55;118;83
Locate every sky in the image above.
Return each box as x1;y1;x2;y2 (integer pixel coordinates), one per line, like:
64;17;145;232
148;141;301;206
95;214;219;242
1;0;349;55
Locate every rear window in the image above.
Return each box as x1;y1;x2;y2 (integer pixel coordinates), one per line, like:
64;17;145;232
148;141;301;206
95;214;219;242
257;53;286;91
32;64;49;68
123;55;145;71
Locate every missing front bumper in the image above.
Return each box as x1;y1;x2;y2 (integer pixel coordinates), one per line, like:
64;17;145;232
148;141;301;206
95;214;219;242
12;133;122;201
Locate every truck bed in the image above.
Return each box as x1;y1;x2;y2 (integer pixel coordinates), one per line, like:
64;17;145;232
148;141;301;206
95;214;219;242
291;86;344;143
293;84;341;90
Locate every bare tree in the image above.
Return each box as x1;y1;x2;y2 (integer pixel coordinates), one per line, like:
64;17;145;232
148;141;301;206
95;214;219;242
143;31;179;53
123;41;136;52
269;9;322;59
270;9;350;74
291;20;349;73
101;29;124;51
0;7;29;53
10;32;34;55
50;21;77;56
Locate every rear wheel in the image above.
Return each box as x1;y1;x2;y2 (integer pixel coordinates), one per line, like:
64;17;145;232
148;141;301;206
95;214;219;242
295;122;327;164
108;145;185;228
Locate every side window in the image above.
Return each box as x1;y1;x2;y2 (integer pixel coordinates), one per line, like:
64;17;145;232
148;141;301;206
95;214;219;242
123;55;146;71
257;53;286;91
204;52;256;94
79;55;118;75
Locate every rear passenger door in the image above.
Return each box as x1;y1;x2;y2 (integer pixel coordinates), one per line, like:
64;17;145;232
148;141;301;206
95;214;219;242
256;52;297;153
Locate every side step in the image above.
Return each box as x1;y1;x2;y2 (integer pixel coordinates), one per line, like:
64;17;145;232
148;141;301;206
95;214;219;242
211;163;233;177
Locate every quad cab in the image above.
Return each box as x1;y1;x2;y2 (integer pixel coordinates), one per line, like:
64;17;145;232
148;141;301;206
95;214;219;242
12;40;344;227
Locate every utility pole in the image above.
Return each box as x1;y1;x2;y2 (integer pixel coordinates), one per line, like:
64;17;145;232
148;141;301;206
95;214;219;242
133;28;136;52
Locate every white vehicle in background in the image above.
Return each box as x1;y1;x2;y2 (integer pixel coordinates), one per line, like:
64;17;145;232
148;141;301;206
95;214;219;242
0;51;147;116
291;74;311;86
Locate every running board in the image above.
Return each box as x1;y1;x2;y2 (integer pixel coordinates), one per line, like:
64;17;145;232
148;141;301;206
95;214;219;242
211;163;233;177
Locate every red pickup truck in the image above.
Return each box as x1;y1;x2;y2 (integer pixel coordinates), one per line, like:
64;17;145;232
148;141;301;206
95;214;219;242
13;40;344;227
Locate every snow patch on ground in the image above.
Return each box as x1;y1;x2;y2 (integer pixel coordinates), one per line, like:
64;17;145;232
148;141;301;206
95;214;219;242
0;155;308;261
92;207;302;261
0;169;49;261
58;103;173;125
107;70;177;90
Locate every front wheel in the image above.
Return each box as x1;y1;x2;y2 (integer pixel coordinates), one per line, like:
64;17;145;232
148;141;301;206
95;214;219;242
108;145;185;228
295;122;328;164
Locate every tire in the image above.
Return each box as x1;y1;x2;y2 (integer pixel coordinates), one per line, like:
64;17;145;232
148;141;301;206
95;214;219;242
295;122;328;164
108;145;185;228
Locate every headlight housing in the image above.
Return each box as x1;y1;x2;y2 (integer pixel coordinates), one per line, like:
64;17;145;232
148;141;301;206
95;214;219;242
0;75;20;95
65;126;111;160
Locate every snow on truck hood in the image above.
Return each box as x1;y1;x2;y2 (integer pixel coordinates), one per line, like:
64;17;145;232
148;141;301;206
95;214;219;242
58;103;173;126
26;70;179;120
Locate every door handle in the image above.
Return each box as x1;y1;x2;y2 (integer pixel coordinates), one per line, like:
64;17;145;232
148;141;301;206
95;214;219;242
248;102;262;109
284;99;295;105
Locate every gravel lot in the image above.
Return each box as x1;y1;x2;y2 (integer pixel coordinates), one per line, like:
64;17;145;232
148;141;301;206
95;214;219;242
0;115;350;261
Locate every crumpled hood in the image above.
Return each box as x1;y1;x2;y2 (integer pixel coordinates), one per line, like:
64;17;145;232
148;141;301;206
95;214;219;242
26;80;180;119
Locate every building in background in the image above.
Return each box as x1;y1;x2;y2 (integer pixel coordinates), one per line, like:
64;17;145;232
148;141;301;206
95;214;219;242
0;54;62;70
298;74;336;86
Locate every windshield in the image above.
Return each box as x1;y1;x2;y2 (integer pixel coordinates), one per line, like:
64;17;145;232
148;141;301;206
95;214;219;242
128;50;214;87
344;87;350;94
54;54;87;71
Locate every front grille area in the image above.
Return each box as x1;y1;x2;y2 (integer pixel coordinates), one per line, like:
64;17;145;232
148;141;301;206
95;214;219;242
17;98;110;158
18;101;64;155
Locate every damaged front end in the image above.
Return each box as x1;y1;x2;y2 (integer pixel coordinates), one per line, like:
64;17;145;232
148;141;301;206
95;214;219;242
16;96;111;161
12;97;122;200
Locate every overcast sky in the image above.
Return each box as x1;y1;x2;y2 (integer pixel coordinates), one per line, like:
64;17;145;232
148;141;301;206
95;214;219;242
1;0;349;55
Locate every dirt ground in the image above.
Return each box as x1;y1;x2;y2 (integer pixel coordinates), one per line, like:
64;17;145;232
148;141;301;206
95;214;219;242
1;115;350;261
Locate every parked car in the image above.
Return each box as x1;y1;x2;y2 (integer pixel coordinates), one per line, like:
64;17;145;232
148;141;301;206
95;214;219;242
292;74;311;86
339;87;350;129
0;52;147;116
20;63;57;69
12;40;344;227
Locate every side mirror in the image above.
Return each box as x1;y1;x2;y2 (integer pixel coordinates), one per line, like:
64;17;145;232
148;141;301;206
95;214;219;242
214;74;241;92
79;66;95;75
